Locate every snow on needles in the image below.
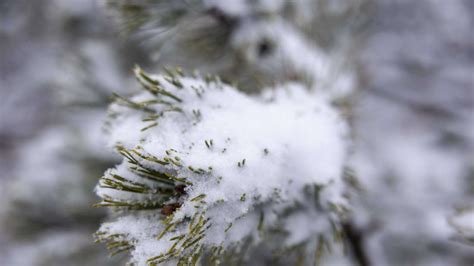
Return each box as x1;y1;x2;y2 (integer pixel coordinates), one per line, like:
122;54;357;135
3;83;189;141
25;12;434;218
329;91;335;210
95;67;349;265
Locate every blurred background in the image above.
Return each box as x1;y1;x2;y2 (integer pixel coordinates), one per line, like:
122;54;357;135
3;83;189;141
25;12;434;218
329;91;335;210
0;0;472;265
0;0;148;265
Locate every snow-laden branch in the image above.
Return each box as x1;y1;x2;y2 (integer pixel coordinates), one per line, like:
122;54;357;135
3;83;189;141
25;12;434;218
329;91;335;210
95;67;350;265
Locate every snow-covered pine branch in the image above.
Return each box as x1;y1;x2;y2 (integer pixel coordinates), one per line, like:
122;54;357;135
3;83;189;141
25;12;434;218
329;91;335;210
105;0;365;97
95;67;350;265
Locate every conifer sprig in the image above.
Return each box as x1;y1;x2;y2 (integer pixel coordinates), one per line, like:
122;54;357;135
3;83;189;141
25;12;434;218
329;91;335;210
95;66;349;265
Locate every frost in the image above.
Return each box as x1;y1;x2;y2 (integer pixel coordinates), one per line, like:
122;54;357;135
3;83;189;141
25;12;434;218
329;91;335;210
95;68;349;265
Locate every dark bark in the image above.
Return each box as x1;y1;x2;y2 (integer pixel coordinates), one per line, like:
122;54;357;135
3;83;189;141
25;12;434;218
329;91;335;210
343;222;370;266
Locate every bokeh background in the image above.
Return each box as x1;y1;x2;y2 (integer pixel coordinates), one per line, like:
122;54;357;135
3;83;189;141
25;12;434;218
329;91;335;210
0;0;472;265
